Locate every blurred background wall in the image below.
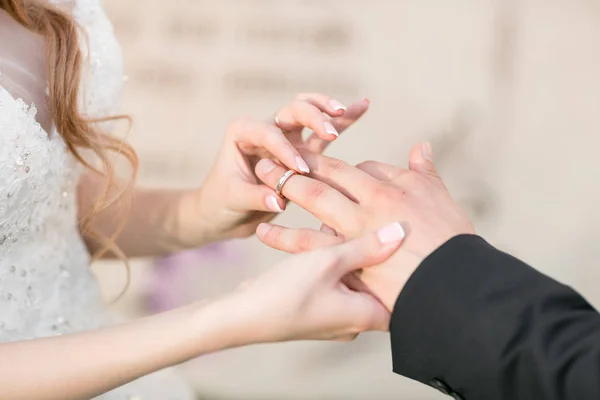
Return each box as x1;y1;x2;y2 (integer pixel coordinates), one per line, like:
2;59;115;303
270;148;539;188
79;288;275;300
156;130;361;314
92;0;600;399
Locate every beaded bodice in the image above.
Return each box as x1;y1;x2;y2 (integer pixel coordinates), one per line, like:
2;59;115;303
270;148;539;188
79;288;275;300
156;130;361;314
0;0;121;344
0;1;193;398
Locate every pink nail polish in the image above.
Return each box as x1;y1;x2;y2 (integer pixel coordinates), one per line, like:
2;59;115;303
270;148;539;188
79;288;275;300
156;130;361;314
324;122;339;137
376;222;405;244
266;195;284;213
256;223;272;237
329;99;347;112
296;156;310;174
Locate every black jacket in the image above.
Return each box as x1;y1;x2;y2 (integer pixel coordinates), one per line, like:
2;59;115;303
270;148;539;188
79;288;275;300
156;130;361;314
390;235;600;400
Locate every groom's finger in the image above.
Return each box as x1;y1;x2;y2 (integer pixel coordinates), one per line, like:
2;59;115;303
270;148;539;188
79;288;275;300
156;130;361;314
255;158;359;233
256;223;344;254
355;160;406;182
298;152;379;204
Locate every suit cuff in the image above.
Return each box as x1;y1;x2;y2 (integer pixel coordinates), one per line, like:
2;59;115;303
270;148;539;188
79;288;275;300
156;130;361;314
389;234;509;384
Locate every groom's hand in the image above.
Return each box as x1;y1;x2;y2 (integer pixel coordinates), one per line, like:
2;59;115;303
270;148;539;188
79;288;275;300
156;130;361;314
254;143;475;311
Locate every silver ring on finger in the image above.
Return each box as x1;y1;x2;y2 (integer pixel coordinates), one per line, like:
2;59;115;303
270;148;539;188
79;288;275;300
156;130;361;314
275;169;297;199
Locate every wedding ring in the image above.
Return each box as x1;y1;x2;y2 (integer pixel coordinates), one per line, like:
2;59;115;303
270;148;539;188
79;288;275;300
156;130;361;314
275;169;297;199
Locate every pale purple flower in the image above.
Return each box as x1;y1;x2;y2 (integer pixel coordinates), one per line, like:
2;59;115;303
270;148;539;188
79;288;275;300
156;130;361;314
146;240;245;312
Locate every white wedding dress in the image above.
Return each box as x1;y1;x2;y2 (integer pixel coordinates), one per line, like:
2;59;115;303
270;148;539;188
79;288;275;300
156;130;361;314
0;1;195;398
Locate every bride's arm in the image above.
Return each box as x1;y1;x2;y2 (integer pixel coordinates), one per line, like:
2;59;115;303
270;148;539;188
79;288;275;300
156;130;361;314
80;96;369;258
0;301;237;400
78;172;207;257
0;224;399;400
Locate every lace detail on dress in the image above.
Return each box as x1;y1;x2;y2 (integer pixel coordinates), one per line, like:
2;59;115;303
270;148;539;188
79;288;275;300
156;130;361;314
0;90;96;340
0;1;194;398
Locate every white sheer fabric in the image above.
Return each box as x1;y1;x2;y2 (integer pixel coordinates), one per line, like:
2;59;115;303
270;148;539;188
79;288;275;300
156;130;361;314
0;1;194;398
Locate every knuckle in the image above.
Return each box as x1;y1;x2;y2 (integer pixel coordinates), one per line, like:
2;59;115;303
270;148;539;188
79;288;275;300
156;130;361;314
307;180;329;202
400;170;423;186
326;158;348;174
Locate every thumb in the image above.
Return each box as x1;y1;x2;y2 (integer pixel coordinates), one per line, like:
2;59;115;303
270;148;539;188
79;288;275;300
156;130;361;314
408;142;440;181
332;222;406;276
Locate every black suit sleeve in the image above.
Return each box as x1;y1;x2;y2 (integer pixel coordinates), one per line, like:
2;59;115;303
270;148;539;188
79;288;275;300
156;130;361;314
390;234;600;400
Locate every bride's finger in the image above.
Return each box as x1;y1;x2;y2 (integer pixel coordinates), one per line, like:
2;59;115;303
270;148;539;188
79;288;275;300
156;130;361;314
256;223;344;254
295;92;347;114
226;118;310;174
305;99;370;154
329;222;406;276
275;97;344;140
256;223;366;295
228;182;287;214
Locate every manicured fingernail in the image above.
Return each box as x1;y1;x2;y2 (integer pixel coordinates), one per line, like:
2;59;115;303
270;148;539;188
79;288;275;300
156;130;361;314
422;142;433;162
257;159;277;174
296;156;310;174
266;195;284;213
321;224;337;235
376;222;405;244
256;223;272;237
364;98;371;104
329;99;347;111
324;122;339;137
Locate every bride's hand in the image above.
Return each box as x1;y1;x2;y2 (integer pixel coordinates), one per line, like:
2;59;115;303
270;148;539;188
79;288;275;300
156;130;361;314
220;222;405;344
193;94;369;242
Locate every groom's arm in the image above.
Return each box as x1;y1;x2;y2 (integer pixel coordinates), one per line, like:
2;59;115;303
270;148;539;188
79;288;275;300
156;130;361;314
390;234;600;400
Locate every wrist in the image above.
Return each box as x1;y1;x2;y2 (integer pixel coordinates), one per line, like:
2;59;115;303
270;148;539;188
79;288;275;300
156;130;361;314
361;250;423;312
173;189;225;249
190;294;264;351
